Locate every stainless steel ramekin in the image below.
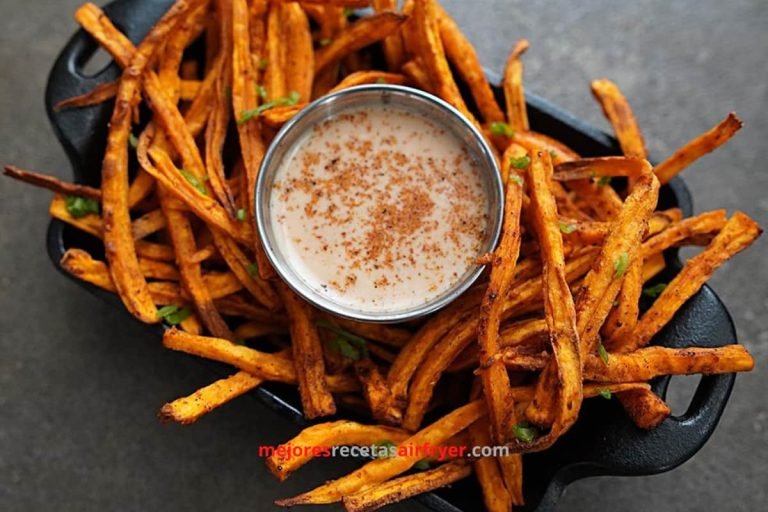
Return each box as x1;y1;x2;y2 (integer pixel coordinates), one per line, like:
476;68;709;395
255;85;503;323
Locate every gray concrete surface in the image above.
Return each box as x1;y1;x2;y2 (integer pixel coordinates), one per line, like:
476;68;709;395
1;1;766;511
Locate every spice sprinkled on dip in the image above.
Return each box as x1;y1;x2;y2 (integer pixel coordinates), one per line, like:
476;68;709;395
269;104;490;314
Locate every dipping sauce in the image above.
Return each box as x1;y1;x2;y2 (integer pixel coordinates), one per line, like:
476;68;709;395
269;104;490;314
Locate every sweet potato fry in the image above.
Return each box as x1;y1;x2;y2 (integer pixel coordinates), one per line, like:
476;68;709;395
616;389;670;429
163;328;358;392
521;151;583;448
233;320;288;341
74;2;134;68
314;12;406;72
502;39;529;131
276;282;336;419
622;212;761;352
401;58;433;92
266;420;411;481
355;359;402;424
275;400;486;506
438;6;504;123
331;317;411;348
411;0;475;124
159;371;263;425
591;79;647;159
259;104;306;127
130;209;166;240
54;81;119;110
641;209;728;258
4;165;101;200
373;0;406;71
477;146;525;444
585;345;754;382
329;71;408;92
342;460;472;512
468;416;511;512
553;156;649;181
654;113;743;184
283;2;314;101
99;1;196;323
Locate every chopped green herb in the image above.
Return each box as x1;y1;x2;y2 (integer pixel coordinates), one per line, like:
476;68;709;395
558;222;576;234
596;176;612;187
613;251;629;279
156;305;192;325
128;133;139;149
342;7;355;17
512;422;540;443
598;387;612;400
376;78;387;84
598;342;610;365
65;196;100;218
246;262;259;278
373;440;397;459
489;122;514;137
179;169;208;195
509;174;524;187
256;84;268;99
509;155;530;169
236;208;246;221
258;58;268;71
549;150;558;160
317;319;368;360
238;90;301;124
413;458;434;470
319;37;332;47
642;283;667;298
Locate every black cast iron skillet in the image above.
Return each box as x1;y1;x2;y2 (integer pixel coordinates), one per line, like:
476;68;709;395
44;1;741;510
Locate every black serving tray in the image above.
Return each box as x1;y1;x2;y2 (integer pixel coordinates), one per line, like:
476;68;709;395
44;1;740;510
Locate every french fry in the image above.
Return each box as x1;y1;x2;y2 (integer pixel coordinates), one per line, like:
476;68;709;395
130;209;166;240
554;156;650;181
275;400;486;506
502;39;529;131
314;12;407;73
331;317;411;348
622;212;761;352
159;371;263;425
354;359;401;425
438;6;504;123
401;58;433;92
276;282;336;419
654;113;743;184
615;388;670;430
641;209;728;258
342;460;473;512
233;320;288;341
468;417;512;512
591;79;647;159
266;420;411;481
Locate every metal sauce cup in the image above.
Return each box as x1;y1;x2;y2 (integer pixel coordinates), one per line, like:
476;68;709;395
256;85;503;323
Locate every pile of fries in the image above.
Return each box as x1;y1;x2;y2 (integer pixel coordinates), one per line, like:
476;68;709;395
5;0;761;510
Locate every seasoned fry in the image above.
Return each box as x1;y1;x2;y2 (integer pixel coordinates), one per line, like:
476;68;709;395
616;389;670;430
4;165;101;200
159;371;263;425
401;58;433;92
54;81;119;110
622;212;761;352
276;400;486;505
355;359;401;424
276;282;336;419
314;12;407;72
438;6;504;123
373;0;406;71
655;113;743;184
502;39;529;131
329;71;408;92
74;2;134;68
411;0;475;124
99;1;196;323
553;156;649;181
477;146;525;444
266;420;411;481
468;417;512;512
342;460;472;512
591;79;647;159
283;2;314;101
520;151;582;449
